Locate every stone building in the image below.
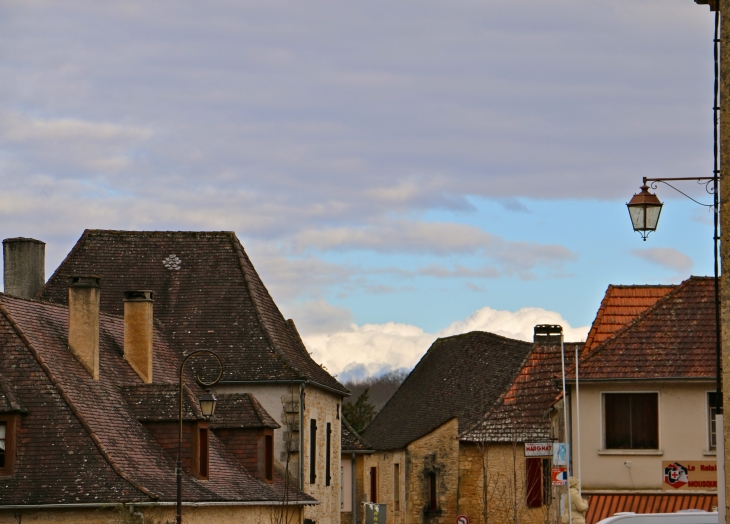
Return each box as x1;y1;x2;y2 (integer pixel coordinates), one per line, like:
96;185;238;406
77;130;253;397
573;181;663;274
360;330;569;524
0;273;315;523
4;231;350;524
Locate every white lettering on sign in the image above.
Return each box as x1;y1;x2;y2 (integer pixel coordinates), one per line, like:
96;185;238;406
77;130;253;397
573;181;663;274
525;442;553;457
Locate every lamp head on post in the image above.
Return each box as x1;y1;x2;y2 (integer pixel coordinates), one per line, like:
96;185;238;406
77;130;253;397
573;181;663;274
199;389;217;419
626;182;663;241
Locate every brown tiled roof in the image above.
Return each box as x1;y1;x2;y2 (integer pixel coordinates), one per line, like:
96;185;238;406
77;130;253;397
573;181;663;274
121;384;205;421
583;284;675;355
361;331;532;450
584;493;717;524
577;277;717;380
0;294;314;506
341;418;373;453
0;374;26;413
38;230;347;395
460;343;580;443
209;394;280;429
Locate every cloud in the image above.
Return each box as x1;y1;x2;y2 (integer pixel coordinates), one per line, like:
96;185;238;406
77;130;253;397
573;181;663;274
631;247;693;273
302;305;589;379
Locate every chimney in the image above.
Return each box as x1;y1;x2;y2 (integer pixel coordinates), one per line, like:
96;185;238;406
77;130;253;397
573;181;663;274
533;324;563;344
3;238;45;299
124;290;154;383
68;276;101;380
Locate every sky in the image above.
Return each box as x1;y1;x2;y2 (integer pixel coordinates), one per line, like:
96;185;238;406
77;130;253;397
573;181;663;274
0;0;719;381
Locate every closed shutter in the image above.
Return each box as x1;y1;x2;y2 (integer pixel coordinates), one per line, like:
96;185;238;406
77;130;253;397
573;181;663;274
526;457;542;507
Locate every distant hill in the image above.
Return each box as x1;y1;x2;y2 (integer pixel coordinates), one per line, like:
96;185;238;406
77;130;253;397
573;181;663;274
343;369;409;412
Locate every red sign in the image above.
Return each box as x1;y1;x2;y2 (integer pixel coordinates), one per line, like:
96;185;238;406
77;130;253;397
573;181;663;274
552;467;568;486
456;517;469;524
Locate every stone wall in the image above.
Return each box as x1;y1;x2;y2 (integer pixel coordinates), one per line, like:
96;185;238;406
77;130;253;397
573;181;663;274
302;384;342;524
406;419;459;524
362;449;407;524
0;504;302;524
458;442;558;524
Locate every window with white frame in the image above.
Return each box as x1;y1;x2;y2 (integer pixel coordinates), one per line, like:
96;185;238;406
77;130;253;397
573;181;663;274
708;392;718;450
604;392;659;450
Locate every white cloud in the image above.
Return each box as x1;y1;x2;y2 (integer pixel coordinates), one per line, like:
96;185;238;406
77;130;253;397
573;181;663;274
302;305;589;380
631;247;693;274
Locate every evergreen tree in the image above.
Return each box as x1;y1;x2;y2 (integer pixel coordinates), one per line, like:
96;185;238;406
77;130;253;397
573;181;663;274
342;388;376;432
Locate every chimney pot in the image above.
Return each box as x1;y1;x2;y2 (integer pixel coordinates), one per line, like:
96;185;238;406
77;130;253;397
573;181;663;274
124;290;154;383
533;324;563;344
68;276;101;380
3;238;45;299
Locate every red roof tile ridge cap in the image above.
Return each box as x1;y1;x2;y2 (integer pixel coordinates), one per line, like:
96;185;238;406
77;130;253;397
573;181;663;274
35;229;91;300
583;285;615;354
575;279;692;371
0;302;156;500
228;234;304;381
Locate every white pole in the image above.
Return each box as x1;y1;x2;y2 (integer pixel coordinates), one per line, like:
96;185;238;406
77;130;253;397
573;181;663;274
575;344;582;497
718;414;725;524
560;331;572;524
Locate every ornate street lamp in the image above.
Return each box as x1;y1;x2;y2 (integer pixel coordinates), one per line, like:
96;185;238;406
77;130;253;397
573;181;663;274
626;181;663;241
177;350;223;524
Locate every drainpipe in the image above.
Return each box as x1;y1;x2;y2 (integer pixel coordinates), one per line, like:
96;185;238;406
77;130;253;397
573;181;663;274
352;453;357;524
299;382;307;490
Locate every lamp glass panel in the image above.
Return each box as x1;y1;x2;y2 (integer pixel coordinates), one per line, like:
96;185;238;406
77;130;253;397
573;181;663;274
628;205;646;231
644;204;662;231
199;394;217;417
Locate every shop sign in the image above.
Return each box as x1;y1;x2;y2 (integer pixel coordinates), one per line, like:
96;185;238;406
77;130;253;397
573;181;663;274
662;461;717;490
525;442;553;457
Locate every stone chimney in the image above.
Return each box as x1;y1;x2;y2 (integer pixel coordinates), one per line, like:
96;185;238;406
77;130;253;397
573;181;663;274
3;238;45;299
68;276;101;380
124;291;154;383
533;324;563;344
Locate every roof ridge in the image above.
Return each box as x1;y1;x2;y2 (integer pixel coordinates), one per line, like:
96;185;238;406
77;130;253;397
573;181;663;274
582;285;615;355
577;277;693;368
228;234;306;382
35;229;91;300
0;302;155;500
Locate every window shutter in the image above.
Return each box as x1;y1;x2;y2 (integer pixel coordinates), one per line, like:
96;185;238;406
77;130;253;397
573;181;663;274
310;419;317;484
526;457;542;507
326;423;332;486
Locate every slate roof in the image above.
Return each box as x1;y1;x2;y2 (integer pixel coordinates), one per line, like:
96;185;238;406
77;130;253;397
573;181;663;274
208;394;280;430
38;230;347;396
460;343;580;443
583;284;675;355
0;293;314;506
576;277;717;380
361;331;533;450
341;418;373;453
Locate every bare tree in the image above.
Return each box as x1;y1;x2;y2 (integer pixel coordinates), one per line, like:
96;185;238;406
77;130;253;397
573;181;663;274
268;386;300;524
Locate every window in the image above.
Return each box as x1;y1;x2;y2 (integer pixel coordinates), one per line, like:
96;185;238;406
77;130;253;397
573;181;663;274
198;427;209;478
394;463;401;511
542;459;552;505
326;422;331;486
370;466;377;503
265;434;274;481
526;458;542;507
0;417;16;475
428;472;438;511
709;392;718;450
309;419;317;484
604;393;658;449
0;422;5;469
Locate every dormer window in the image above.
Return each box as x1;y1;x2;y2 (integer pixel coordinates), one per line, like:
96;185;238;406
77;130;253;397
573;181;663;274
193;422;210;480
0;415;18;476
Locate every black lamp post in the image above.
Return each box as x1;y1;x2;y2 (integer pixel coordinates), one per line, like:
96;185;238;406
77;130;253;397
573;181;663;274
177;350;223;524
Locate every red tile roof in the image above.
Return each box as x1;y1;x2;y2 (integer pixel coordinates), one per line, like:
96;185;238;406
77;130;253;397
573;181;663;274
38;230;347;395
0;294;313;506
583;284;675;355
585;493;717;524
461;342;580;443
577;277;717;381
